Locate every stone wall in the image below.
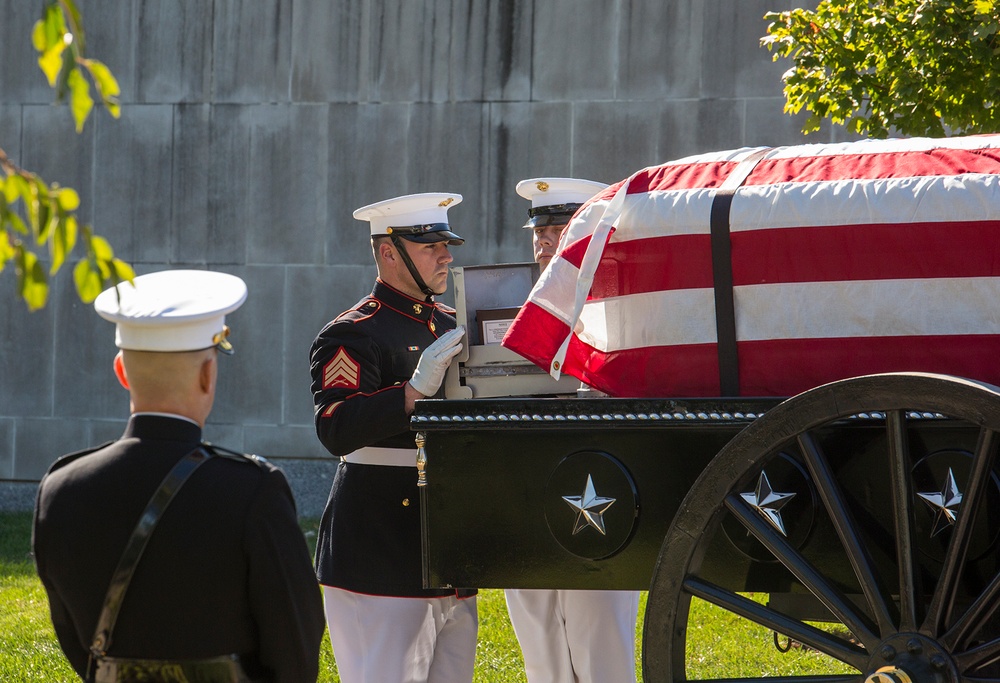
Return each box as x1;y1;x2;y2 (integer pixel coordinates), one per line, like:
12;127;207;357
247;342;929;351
0;0;833;516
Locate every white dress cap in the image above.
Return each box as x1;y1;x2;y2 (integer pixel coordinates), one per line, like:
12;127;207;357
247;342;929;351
515;178;608;229
94;270;248;352
353;192;464;244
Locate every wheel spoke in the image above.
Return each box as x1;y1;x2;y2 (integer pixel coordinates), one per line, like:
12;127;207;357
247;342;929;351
954;635;1000;674
885;409;919;631
797;430;896;637
725;493;880;649
922;426;999;638
684;576;869;670
942;568;1000;655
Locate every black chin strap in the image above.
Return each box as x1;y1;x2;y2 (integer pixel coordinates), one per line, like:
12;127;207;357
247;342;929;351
390;235;436;298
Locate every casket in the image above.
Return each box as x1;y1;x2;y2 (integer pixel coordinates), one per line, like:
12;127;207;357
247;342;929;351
502;135;1000;397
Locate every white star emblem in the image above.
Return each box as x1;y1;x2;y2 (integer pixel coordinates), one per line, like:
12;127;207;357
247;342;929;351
562;474;616;536
741;471;796;536
917;468;963;537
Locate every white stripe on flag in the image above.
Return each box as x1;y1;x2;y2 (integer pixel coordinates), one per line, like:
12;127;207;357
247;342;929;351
577;277;1000;351
607;173;1000;244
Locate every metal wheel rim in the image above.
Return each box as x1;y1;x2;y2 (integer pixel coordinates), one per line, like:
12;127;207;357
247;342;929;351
643;372;1000;683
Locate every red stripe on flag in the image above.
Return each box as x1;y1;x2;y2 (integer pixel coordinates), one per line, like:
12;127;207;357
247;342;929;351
581;221;1000;299
739;335;1000;397
556;334;1000;398
735;221;1000;285
622;146;1000;194
746;148;1000;187
502;301;571;371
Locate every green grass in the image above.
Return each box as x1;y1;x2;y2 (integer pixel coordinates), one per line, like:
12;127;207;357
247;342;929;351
3;512;857;682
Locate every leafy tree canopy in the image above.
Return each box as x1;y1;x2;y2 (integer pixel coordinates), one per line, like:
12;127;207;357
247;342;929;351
1;0;133;311
762;0;1000;138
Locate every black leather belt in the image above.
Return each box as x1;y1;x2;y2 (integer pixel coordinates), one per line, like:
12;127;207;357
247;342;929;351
93;654;255;683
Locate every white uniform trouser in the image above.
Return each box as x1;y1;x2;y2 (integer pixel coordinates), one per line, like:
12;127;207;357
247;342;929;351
505;589;639;683
323;586;478;683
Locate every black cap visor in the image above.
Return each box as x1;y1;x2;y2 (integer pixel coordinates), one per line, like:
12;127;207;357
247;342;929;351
521;203;583;229
387;223;465;245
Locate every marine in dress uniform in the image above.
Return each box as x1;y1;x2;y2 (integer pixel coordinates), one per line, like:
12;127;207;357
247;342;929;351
507;178;641;683
310;193;477;683
32;270;326;683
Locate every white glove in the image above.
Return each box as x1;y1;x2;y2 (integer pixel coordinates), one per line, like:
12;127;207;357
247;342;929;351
409;326;465;397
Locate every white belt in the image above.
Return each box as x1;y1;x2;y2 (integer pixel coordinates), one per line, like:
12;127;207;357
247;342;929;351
341;447;417;467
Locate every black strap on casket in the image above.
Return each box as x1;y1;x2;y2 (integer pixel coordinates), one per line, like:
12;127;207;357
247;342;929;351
709;147;771;397
88;446;213;673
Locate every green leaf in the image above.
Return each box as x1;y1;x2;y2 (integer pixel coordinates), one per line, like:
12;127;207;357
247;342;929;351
87;60;121;98
974;0;996;15
17;247;49;311
110;258;135;285
31;19;47;52
37;42;67;87
55;187;80;211
2;174;27;204
67;68;93;133
50;215;78;275
74;257;103;304
7;213;28;236
0;230;14;271
89;234;114;261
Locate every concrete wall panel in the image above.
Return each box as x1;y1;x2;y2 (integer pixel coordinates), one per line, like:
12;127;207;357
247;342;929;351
0;419;13;479
211;265;285;425
202;105;253;265
0;1;57;104
291;0;365;102
21;105;96;226
135;0;213;103
618;0;703;101
170;104;213;263
93;105;175;263
0;293;53;417
451;0;532;102
484;102;574;264
244;104;329;265
368;1;456;103
213;0;293;103
0;106;20;163
531;0;618;101
14;417;89;480
51;277;121;420
86;2;138;104
326;103;410;267
701;0;802;100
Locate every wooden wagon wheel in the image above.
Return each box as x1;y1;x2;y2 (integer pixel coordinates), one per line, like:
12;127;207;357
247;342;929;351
643;373;1000;683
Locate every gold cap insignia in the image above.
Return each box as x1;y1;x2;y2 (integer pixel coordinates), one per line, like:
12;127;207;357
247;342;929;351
212;325;234;355
439;198;454;207
536;181;550;192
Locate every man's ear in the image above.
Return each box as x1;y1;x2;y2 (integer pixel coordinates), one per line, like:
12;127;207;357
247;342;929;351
377;239;397;263
113;351;130;390
199;355;216;395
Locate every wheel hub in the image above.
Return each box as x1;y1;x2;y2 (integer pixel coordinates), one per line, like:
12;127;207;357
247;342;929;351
865;633;958;683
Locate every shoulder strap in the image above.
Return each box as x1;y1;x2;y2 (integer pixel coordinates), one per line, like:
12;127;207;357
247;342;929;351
89;446;213;664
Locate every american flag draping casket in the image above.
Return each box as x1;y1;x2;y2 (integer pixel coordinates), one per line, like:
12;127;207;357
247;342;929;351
501;135;1000;398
